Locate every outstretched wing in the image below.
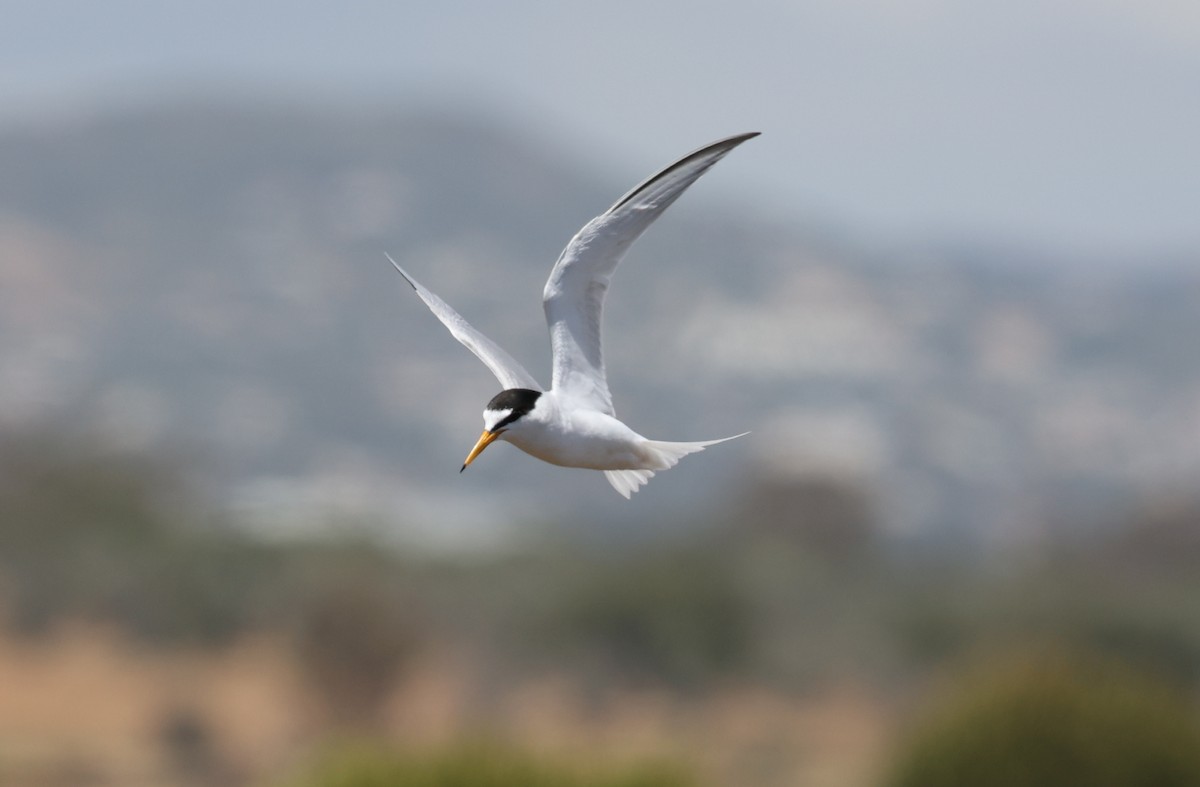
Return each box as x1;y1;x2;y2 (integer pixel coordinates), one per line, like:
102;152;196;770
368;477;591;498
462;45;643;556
386;253;542;392
542;132;759;414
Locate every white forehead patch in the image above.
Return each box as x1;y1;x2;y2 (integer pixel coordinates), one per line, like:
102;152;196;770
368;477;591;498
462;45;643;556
483;408;513;431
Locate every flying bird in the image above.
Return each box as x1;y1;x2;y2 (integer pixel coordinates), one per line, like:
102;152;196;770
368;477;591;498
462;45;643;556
387;132;758;498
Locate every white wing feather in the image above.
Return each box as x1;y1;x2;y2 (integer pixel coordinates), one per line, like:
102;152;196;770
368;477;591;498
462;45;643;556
542;132;759;415
386;253;542;392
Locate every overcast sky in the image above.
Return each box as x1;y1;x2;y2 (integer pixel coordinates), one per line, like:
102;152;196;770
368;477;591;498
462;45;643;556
3;0;1198;254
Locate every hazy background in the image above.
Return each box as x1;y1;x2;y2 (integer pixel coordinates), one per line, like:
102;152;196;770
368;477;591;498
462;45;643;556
6;0;1200;252
2;2;1200;786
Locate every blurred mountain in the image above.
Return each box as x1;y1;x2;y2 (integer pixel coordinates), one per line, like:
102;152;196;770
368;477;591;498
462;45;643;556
2;98;1199;548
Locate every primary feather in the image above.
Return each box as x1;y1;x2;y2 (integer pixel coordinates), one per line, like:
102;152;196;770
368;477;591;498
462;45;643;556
386;253;542;392
544;132;760;415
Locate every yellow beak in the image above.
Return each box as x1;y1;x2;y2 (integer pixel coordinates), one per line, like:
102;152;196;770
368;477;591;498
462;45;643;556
461;430;501;472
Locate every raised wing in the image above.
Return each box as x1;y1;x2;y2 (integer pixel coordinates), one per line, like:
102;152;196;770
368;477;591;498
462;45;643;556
386;253;542;392
542;132;759;414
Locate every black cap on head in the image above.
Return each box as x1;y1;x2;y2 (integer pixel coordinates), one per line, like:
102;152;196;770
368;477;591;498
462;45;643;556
486;388;542;431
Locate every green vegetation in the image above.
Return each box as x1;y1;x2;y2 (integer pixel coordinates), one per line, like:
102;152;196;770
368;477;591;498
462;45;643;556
887;653;1200;787
4;432;1200;785
278;743;694;787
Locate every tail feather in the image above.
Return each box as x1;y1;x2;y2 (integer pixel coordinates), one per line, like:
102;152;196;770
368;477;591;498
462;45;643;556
603;432;748;499
603;468;655;499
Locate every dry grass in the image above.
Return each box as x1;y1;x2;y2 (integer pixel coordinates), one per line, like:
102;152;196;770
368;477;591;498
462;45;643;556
0;621;890;787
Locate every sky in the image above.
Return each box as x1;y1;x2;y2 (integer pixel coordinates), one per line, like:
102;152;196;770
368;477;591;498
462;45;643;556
3;0;1198;254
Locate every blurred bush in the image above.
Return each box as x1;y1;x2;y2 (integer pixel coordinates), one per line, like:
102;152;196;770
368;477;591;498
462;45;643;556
0;434;427;724
288;563;420;729
277;742;694;787
887;653;1200;787
544;548;750;691
1087;496;1200;576
730;473;878;564
0;435;275;643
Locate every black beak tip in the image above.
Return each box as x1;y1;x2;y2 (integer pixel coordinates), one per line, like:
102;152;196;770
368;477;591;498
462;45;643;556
459;464;466;473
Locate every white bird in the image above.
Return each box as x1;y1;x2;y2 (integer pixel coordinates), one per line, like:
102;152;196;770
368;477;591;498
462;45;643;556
387;132;758;498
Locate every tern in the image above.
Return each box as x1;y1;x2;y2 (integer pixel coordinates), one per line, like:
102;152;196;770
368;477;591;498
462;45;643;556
387;132;758;498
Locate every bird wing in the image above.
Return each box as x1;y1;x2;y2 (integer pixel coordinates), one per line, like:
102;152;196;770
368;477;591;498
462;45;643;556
542;132;759;415
386;253;543;392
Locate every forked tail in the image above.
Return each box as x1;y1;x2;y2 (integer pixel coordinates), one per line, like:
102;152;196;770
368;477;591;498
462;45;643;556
603;432;748;499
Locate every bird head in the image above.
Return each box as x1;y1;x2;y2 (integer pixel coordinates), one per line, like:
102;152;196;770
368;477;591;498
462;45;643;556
461;388;543;471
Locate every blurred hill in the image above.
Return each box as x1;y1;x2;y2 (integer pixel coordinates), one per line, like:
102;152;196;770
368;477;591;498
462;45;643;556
3;97;1200;548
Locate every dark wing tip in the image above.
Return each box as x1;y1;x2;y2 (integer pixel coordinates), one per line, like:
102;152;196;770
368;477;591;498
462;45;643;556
606;131;761;214
384;252;418;291
727;131;762;143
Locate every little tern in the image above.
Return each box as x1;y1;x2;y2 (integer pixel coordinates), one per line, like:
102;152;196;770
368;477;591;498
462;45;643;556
387;132;758;498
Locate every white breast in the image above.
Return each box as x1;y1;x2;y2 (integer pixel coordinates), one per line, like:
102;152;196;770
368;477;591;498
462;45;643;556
500;392;649;470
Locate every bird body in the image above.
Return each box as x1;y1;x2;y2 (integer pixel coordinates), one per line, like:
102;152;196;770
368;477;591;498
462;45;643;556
498;392;649;470
486;389;735;472
388;132;758;497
